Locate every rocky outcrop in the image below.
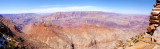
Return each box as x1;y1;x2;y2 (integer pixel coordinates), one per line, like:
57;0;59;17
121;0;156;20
147;0;160;42
115;0;160;48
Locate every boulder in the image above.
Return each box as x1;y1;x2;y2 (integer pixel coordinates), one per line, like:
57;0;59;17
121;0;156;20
155;5;160;8
154;3;160;7
155;24;159;27
149;19;159;24
157;0;160;3
151;11;160;15
147;24;156;36
154;4;157;7
150;16;159;19
147;24;156;32
152;8;160;11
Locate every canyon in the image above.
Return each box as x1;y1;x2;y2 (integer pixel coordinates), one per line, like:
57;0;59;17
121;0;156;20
0;11;149;49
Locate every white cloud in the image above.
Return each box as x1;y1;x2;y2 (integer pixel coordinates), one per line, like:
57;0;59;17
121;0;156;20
109;8;150;15
1;6;149;15
6;6;110;14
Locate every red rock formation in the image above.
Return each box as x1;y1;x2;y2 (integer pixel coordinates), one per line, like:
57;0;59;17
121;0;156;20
22;23;118;49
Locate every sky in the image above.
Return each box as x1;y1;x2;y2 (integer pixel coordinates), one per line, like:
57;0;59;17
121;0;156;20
0;0;156;15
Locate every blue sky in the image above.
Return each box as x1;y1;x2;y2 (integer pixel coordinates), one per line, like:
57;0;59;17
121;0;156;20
0;0;156;15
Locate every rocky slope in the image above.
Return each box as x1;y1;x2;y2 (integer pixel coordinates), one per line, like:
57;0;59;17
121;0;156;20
115;31;160;49
0;15;26;49
0;14;54;49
